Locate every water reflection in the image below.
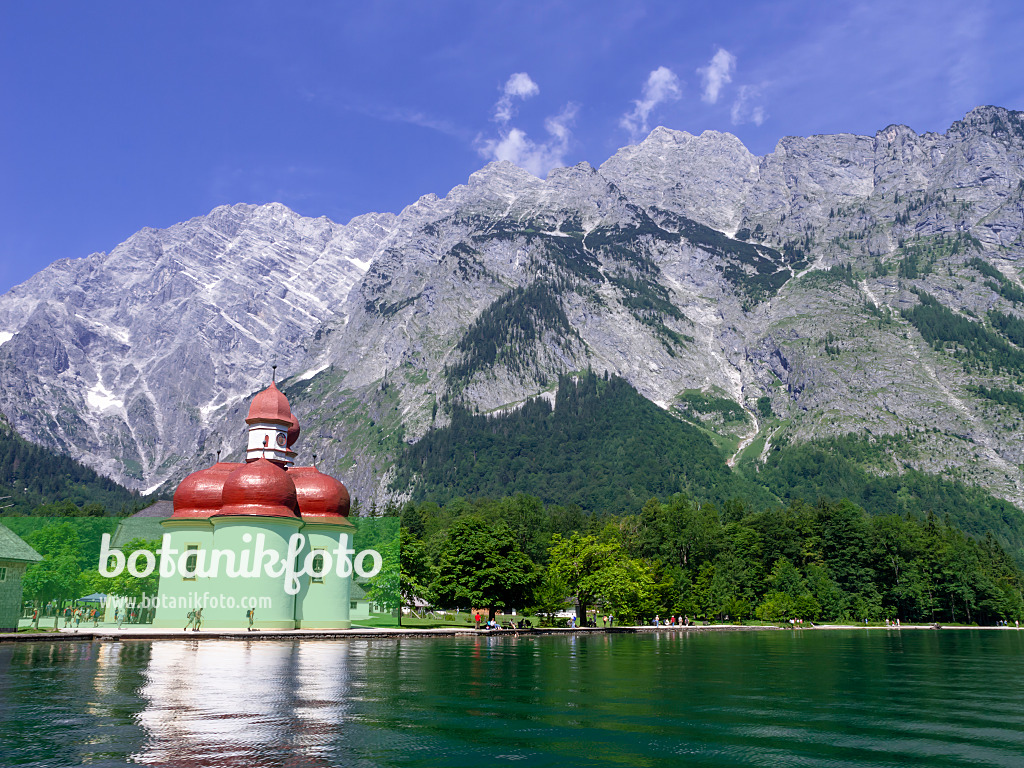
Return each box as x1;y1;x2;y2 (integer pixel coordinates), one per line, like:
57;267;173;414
131;640;359;767
2;631;1024;767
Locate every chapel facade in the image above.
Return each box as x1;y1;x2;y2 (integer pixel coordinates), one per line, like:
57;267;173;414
152;381;355;629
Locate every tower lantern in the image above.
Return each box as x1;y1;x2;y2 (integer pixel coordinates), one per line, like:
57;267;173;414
244;381;298;466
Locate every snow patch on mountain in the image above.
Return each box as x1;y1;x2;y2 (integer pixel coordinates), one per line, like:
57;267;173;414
87;380;124;413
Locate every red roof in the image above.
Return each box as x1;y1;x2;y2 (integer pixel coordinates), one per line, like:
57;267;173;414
245;381;293;426
168;382;358;522
217;458;299;518
171;463;243;519
289;466;352;522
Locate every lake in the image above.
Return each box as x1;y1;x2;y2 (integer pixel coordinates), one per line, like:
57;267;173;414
1;629;1022;766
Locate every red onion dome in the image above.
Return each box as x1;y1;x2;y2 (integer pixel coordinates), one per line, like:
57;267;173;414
286;411;301;448
289;466;352;521
245;381;293;426
218;458;299;518
171;463;242;519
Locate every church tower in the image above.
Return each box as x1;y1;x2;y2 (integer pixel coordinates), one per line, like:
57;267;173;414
244;381;298;466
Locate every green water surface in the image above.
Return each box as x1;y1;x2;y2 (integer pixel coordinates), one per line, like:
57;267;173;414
1;629;1022;767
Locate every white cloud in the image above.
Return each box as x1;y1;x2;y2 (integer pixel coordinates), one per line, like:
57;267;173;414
494;72;540;124
478;103;578;177
619;66;682;142
731;84;766;126
698;48;736;104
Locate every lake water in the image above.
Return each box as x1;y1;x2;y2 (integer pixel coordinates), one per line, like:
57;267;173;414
1;629;1022;767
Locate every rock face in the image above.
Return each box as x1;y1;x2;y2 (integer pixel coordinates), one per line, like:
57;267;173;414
0;203;393;490
3;106;1024;508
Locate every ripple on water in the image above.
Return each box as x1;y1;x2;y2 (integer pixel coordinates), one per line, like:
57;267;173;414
1;631;1023;767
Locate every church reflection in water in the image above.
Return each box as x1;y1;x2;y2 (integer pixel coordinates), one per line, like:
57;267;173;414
131;640;356;766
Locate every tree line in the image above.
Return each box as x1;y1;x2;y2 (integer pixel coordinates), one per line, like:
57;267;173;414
394;492;1024;626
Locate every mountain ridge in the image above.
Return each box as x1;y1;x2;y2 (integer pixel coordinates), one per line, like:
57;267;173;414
2;105;1024;522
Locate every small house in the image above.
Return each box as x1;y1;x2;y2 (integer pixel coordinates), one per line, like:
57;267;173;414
0;524;42;632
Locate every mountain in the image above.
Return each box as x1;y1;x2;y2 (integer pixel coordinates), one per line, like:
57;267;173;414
0;203;393;491
2;106;1024;528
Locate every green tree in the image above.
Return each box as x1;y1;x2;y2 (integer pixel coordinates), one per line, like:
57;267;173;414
528;568;570;626
547;532;615;623
398;528;433;621
590;555;654;624
22;522;89;629
101;538;161;612
432;517;537;620
805;563;845;621
635;494;722;570
548;525;655;624
756;557;820;621
365;534;401;623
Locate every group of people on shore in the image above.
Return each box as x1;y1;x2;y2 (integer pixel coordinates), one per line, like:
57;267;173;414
648;615;693;627
64;607;101;628
179;607;255;631
26;605;106;629
474;612;529;630
183;608;203;631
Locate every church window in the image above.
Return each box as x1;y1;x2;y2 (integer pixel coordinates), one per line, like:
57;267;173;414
183;544;199;580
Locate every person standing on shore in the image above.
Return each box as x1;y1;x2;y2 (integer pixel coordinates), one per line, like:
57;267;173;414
247;608;256;631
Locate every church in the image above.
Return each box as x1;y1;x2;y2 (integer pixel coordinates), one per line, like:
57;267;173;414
151;379;356;629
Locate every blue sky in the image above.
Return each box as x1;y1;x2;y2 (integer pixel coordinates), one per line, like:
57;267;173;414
2;1;1022;294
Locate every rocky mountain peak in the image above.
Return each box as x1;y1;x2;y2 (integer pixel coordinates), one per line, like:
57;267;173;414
3;105;1024;517
600;126;758;231
950;105;1024;138
465;161;542;192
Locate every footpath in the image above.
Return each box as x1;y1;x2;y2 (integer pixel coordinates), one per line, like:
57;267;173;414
0;623;777;643
4;623;1015;644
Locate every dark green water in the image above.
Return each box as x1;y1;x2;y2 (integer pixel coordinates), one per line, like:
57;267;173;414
1;630;1022;767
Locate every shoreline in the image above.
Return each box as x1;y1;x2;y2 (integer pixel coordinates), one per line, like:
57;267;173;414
2;622;1019;644
0;624;773;643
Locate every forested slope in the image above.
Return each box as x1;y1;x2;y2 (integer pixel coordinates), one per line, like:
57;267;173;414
394;372;776;511
394;373;1024;565
0;416;143;516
